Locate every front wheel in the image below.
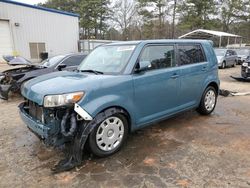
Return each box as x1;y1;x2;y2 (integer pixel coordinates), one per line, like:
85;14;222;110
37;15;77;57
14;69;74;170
197;86;217;115
88;113;128;157
221;61;226;69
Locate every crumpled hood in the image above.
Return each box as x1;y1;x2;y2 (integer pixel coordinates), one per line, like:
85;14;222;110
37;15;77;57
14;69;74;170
7;56;32;66
21;71;103;105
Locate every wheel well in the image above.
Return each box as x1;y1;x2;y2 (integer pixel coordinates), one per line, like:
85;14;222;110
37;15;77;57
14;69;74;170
99;106;132;132
207;82;219;95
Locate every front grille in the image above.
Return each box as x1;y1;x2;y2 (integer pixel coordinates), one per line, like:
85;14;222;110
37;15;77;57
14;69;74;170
28;100;44;123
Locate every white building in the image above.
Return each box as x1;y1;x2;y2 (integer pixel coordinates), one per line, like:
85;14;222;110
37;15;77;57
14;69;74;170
0;0;79;62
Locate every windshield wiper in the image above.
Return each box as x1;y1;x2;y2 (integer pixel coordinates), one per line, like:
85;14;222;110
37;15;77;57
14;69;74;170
79;69;103;75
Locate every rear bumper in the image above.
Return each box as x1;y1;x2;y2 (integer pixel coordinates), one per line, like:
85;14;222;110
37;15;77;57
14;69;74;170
0;84;12;100
19;102;50;139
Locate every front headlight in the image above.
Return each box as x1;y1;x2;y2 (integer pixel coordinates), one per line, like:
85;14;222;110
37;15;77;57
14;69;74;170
242;62;248;67
44;91;85;107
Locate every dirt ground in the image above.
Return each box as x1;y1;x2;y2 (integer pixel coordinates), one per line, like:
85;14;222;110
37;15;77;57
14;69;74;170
1;63;250;188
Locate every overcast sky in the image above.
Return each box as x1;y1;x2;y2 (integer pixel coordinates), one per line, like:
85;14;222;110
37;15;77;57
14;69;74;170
12;0;47;5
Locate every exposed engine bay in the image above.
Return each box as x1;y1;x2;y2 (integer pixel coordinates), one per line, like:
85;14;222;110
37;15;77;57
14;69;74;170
0;66;44;100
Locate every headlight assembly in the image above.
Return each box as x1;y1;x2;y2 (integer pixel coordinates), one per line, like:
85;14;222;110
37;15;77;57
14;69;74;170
44;91;85;107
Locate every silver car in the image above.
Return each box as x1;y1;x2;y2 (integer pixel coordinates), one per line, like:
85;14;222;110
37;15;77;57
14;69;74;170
214;49;238;69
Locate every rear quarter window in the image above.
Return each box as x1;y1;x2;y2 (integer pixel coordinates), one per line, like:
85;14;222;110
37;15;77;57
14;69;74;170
178;44;206;65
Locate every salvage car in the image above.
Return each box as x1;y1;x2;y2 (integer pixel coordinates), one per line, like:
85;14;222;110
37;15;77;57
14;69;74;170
235;49;250;65
214;48;238;68
0;53;87;100
241;56;250;78
19;40;219;172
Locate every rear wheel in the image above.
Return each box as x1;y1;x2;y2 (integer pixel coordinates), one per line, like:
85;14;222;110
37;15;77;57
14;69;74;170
197;86;217;115
88;113;128;157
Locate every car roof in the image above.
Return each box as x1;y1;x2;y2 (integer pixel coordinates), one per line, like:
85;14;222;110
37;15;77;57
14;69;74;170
105;39;212;46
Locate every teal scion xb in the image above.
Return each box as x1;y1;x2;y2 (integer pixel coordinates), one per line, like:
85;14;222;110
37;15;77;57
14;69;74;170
19;40;219;172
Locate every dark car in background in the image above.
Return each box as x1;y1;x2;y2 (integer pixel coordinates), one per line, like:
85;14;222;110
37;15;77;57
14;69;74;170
241;56;250;78
235;49;250;65
214;48;238;69
0;53;87;100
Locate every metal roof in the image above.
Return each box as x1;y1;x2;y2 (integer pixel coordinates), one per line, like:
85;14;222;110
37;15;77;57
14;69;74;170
179;29;242;39
0;0;79;17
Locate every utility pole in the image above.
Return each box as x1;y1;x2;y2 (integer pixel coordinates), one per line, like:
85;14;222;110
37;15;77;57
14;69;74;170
172;0;177;39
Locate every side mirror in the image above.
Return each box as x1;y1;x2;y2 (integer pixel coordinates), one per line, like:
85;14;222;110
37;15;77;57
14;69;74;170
135;60;151;73
57;64;67;71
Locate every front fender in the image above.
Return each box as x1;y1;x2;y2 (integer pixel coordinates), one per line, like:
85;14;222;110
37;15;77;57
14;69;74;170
79;94;136;127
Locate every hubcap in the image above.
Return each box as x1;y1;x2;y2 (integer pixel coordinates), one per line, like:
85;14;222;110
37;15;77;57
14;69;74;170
204;89;216;111
96;116;124;151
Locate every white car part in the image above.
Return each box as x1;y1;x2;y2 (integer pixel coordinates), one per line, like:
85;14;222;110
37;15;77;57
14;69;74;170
74;103;93;121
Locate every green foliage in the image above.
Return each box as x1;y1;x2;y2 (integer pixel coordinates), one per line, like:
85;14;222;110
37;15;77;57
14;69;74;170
39;0;250;42
177;0;217;30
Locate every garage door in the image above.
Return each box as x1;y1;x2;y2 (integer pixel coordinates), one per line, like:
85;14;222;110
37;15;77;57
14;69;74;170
0;20;13;62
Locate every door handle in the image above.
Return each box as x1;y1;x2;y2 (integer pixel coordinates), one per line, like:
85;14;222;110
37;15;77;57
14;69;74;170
201;66;207;71
171;74;179;79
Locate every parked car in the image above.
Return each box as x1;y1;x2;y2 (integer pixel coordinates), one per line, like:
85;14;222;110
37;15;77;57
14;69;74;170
0;53;87;100
235;49;250;65
214;48;238;68
241;56;250;78
19;40;219;172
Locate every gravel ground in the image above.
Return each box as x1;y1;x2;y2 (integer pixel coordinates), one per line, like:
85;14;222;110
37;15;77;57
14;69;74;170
0;63;250;188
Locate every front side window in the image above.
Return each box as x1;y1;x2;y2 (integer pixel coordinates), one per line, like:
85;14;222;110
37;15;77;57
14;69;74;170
178;45;206;65
78;45;136;74
139;45;175;70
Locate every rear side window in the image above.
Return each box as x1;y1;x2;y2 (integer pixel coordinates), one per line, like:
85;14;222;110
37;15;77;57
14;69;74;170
139;45;175;70
62;55;86;66
178;45;206;65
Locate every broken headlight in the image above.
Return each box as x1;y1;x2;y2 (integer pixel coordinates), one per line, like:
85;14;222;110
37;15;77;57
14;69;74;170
44;92;85;107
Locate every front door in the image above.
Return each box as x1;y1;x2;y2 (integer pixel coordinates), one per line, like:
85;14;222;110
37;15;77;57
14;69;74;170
132;44;180;126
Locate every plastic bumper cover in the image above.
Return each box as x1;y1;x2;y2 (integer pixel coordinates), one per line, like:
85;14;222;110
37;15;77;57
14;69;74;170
19;102;50;139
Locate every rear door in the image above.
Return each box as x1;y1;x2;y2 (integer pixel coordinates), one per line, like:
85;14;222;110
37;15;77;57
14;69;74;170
132;44;180;126
177;44;208;108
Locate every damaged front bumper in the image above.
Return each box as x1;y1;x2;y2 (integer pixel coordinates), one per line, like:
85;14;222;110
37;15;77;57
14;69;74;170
19;101;93;141
19;102;51;139
241;66;250;78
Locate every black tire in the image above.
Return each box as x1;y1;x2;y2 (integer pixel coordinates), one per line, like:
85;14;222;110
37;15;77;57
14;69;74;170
221;61;226;69
197;86;217;115
88;113;128;157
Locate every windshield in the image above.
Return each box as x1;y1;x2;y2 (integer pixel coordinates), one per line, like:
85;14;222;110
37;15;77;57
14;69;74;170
78;45;136;74
41;55;65;67
235;49;249;56
215;49;226;56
